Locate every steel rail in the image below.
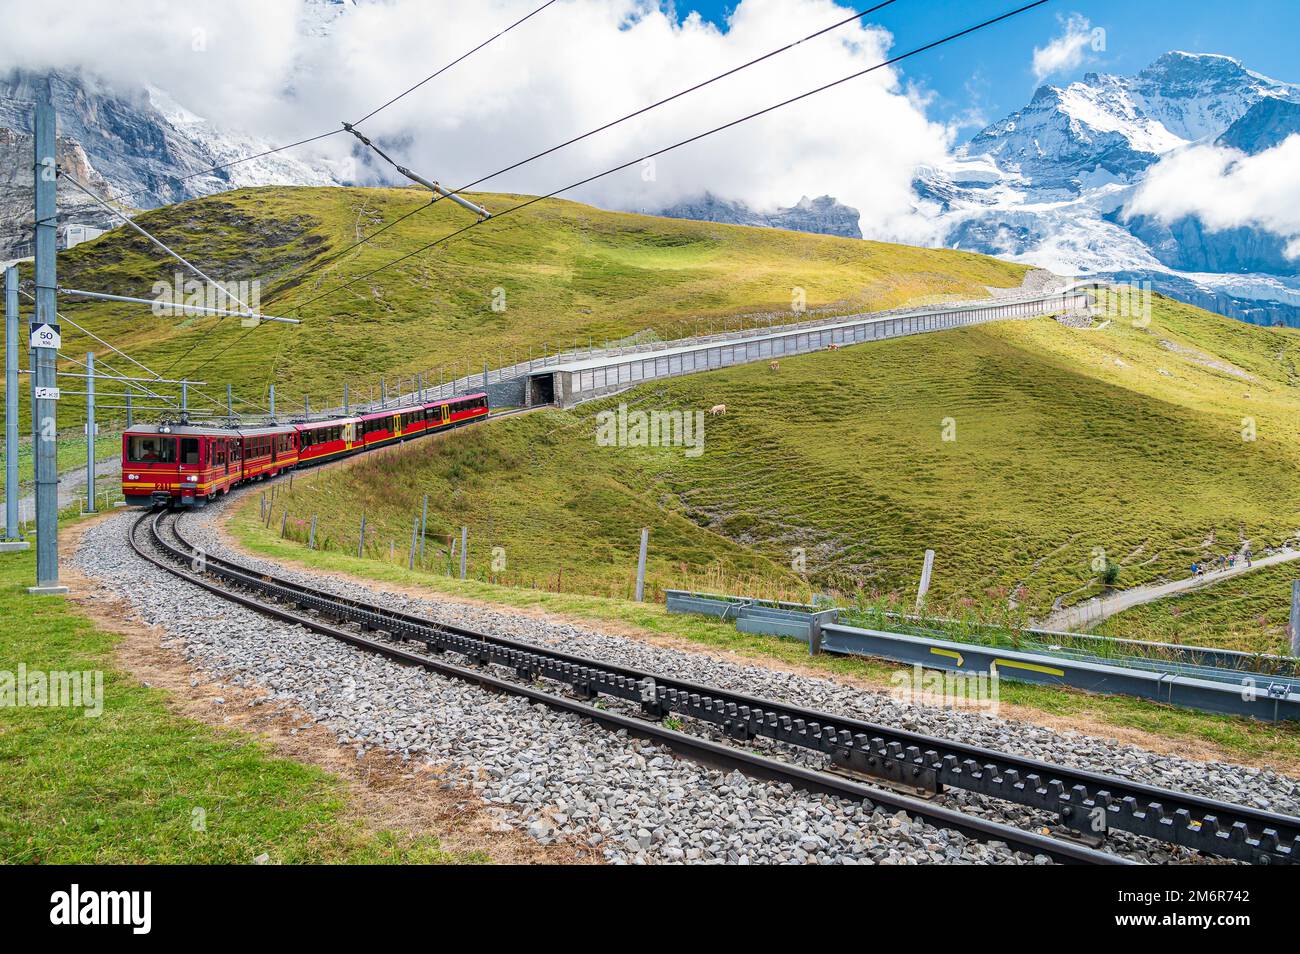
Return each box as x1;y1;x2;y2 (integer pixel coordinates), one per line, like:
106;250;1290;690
157;511;1300;865
129;509;1124;865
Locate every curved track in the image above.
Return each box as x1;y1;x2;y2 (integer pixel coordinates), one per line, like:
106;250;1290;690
128;507;1300;865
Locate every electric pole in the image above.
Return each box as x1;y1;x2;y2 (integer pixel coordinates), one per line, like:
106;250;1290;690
28;76;67;593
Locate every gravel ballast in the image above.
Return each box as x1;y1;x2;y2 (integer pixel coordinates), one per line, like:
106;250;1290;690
73;494;1300;864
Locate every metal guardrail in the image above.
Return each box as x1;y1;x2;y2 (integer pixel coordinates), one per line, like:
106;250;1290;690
664;590;1300;721
818;623;1300;722
370;286;1092;413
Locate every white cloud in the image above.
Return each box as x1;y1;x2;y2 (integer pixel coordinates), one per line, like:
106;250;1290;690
0;0;956;243
1124;136;1300;257
1032;13;1093;83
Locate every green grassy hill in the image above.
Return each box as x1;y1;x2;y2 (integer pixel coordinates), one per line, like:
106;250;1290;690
254;291;1300;629
5;185;1027;425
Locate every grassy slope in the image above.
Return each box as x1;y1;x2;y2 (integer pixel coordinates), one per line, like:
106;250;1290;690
3;185;1027;427
0;535;477;863
256;293;1300;630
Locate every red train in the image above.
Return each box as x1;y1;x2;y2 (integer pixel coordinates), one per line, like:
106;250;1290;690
122;393;489;507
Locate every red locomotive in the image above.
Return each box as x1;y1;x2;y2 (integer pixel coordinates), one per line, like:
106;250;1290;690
122;392;488;507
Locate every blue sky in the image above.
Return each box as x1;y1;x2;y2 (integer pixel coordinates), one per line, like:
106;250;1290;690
678;0;1300;132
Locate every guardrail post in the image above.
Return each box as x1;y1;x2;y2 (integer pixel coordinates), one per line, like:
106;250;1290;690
808;609;839;656
635;527;649;601
459;526;467;580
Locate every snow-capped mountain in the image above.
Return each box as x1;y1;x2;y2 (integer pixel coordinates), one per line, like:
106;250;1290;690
0;68;345;254
0;2;370;255
920;52;1300;326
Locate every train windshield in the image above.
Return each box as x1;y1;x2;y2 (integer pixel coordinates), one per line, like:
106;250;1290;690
127;436;176;463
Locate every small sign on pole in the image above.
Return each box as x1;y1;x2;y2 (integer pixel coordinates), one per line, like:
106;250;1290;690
34;386;60;401
29;322;60;350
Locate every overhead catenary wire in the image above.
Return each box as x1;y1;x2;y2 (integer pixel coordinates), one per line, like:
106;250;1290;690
283;0;1050;317
294;0;904;284
441;0;904;201
349;0;562;126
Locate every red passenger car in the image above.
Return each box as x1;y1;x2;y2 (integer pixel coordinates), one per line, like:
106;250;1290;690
296;417;360;467
357;407;407;448
121;424;243;507
239;425;298;481
432;392;489;428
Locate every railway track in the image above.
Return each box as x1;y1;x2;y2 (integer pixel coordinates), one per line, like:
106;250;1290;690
129;507;1300;865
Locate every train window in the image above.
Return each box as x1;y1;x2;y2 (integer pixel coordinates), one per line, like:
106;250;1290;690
180;438;201;465
127;436;175;463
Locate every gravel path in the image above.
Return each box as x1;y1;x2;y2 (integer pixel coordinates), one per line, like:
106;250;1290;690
1041;546;1300;632
17;455;122;523
74;492;1300;864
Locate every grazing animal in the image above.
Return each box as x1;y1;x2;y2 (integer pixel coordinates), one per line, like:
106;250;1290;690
827;342;841;351
769;360;780;372
709;404;726;416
